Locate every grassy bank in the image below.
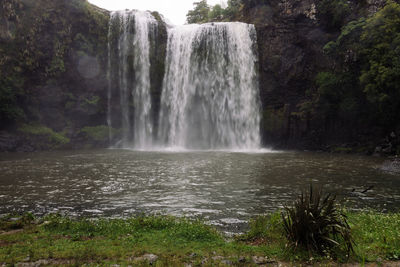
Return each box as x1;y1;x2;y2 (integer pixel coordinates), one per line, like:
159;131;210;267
0;212;399;266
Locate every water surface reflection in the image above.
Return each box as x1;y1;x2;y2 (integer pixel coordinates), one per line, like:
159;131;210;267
0;149;399;232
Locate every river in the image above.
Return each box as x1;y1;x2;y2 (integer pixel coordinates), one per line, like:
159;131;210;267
0;149;399;233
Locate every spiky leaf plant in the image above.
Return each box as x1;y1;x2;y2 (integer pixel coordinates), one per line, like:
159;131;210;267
282;185;354;256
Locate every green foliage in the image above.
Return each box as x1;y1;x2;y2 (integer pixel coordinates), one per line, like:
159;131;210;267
209;4;224;21
349;212;400;261
359;2;400;124
308;2;400;139
0;213;35;231
0;75;25;123
239;212;283;242
83;95;100;106
282;185;354;256
186;0;244;24
323;17;366;58
0;0;109;129
42;214;223;244
186;0;211;24
0;212;399;264
18;124;70;145
313;71;361;123
81;125;109;142
224;0;242;18
73;33;94;54
315;72;342;105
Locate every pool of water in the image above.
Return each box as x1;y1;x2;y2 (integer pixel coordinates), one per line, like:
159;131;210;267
0;149;399;233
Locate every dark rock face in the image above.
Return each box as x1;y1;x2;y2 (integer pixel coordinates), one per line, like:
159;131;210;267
0;0;170;152
0;0;392;152
0;0;110;151
0;0;20;41
149;12;167;140
240;0;328;148
106;11;167;143
241;0;390;150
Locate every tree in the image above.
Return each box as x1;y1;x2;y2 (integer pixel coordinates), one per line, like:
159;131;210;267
317;0;350;31
186;0;210;24
208;4;224;21
224;0;242;19
360;2;400;127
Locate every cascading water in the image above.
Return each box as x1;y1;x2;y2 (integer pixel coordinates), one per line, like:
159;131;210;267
107;10;157;148
158;22;261;150
108;12;261;150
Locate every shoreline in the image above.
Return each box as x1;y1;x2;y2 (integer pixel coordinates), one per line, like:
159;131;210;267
1;212;399;266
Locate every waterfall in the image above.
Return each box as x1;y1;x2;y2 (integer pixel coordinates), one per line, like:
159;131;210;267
107;10;157;148
108;14;261;151
158;22;261;150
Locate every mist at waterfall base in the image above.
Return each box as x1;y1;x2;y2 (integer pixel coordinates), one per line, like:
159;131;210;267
107;10;265;152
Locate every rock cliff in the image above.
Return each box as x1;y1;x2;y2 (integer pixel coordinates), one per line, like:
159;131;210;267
240;0;392;151
0;0;168;151
0;0;396;153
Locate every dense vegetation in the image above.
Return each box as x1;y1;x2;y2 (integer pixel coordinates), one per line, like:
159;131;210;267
186;0;242;23
0;0;110;150
0;0;107;122
301;1;400;153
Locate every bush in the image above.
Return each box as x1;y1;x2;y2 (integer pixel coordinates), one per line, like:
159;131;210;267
281;185;354;256
18;124;70;146
81;125;109;142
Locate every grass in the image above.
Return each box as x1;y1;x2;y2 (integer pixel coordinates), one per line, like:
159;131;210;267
349;212;400;262
0;212;399;266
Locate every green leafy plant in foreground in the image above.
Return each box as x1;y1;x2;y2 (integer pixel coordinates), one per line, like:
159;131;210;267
282;185;354;257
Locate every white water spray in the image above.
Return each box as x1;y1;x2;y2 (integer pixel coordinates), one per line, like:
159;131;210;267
158;22;261;149
107;10;156;148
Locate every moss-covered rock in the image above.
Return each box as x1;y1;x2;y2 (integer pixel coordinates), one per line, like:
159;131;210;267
239;0;397;150
17;124;70;151
0;0;110;151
